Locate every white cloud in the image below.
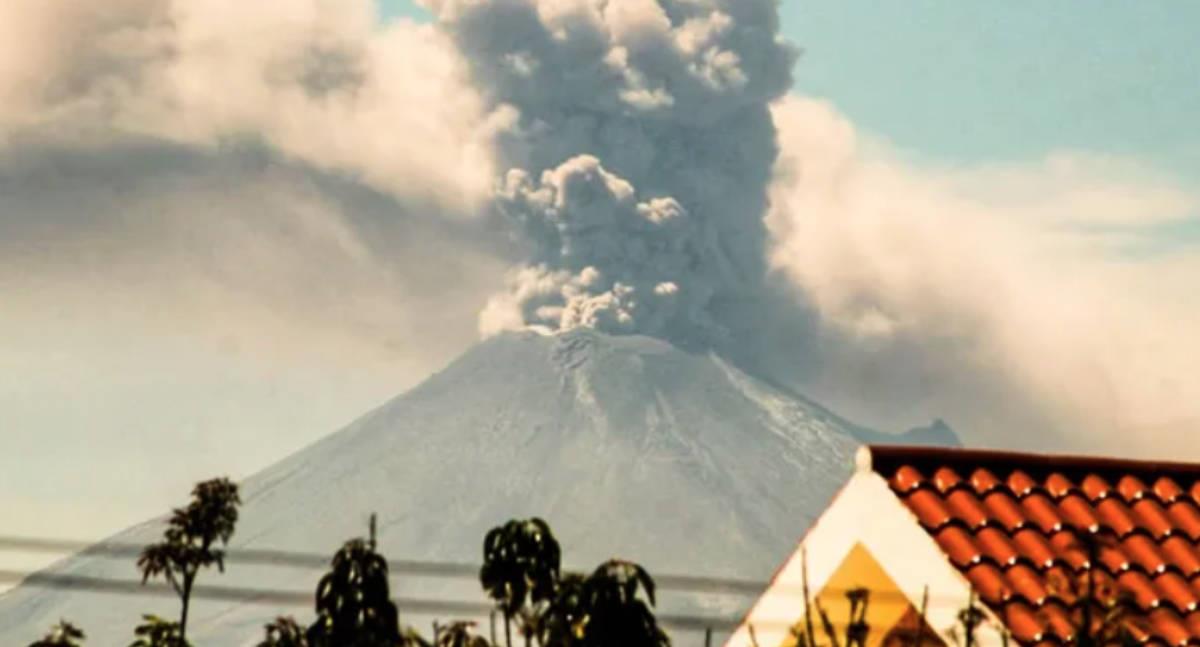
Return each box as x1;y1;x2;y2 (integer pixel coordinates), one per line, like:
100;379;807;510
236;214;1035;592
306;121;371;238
0;0;514;375
0;0;511;545
766;96;1200;454
0;0;496;213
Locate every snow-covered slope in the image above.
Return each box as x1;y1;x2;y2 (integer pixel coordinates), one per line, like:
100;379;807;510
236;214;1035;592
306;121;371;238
0;331;955;645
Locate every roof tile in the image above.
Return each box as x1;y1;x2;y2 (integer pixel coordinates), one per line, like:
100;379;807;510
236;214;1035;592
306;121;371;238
1123;534;1171;574
983;491;1029;531
1012;529;1057;569
1149;608;1191;646
1006;564;1050;605
972;468;1004;495
1058;494;1102;533
1183;612;1200;640
934;466;964;492
1023;494;1067;534
1009;471;1040;497
893;465;925;493
1167;502;1200;540
1161;537;1200;576
1118;475;1152;502
873;446;1200;646
1119;570;1165;609
907;489;954;529
977;527;1021;566
1081;474;1113;502
1045;473;1077;499
936;525;982;567
947;490;992;530
1004;600;1048;642
1036;601;1076;640
1048;530;1090;570
1153;571;1198;612
1097;497;1140;537
1132;498;1176;540
1154;477;1185;504
965;562;1013;604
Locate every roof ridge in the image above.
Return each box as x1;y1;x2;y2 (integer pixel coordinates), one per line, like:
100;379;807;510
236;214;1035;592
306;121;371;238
863;445;1200;484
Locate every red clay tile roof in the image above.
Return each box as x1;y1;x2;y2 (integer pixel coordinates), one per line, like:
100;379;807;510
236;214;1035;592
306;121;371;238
871;445;1200;646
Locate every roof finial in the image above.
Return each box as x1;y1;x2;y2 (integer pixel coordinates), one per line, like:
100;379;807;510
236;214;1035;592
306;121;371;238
855;445;873;473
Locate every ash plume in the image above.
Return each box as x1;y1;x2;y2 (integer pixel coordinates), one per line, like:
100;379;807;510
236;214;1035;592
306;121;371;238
422;0;798;344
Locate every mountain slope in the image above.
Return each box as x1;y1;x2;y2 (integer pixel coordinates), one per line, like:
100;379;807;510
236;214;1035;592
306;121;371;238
0;330;955;644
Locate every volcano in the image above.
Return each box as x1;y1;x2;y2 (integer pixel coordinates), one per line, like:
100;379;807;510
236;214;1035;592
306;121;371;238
0;330;956;644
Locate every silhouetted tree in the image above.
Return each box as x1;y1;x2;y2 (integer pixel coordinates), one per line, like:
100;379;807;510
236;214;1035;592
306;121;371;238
28;620;86;647
950;589;1019;647
137;477;241;643
791;588;871;647
306;537;401;647
128;615;187;647
480;518;561;647
258;616;307;647
1048;531;1141;647
403;627;434;647
537;573;589;647
955;600;984;647
436;621;492;647
576;559;669;647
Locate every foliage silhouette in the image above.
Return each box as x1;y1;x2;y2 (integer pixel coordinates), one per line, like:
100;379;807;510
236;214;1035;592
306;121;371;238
306;537;401;647
128;615;188;647
257;616;308;647
436;621;492;647
402;626;434;647
136;477;240;642
764;549;872;647
951;533;1144;647
28;620;86;647
783;588;873;647
951;599;986;647
570;559;669;647
1049;532;1141;647
536;573;589;647
480;518;561;647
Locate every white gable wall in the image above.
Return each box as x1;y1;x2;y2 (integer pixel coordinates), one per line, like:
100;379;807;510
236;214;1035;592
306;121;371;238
724;448;1005;647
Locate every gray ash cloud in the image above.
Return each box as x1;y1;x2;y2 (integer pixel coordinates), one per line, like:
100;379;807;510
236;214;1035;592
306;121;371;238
423;0;797;344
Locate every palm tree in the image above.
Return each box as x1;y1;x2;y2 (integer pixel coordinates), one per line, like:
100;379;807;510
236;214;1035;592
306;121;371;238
576;559;669;647
136;477;241;643
306;537;401;647
258;616;307;647
436;621;492;647
28;620;86;647
480;518;561;647
128;615;188;647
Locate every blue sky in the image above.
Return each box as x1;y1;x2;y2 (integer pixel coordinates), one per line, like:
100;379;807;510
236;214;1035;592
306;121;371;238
380;1;1200;185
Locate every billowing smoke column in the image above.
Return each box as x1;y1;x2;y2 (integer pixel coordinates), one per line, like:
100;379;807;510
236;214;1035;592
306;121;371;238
424;0;797;344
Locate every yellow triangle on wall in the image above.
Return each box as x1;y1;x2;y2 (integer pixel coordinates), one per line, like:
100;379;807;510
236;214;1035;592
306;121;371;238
776;543;945;647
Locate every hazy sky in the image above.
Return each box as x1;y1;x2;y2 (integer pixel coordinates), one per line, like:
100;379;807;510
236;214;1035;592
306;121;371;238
2;0;1198;579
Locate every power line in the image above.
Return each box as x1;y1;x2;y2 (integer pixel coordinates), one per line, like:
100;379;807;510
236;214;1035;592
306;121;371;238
0;569;912;634
0;534;993;609
0;535;765;595
0;569;745;633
